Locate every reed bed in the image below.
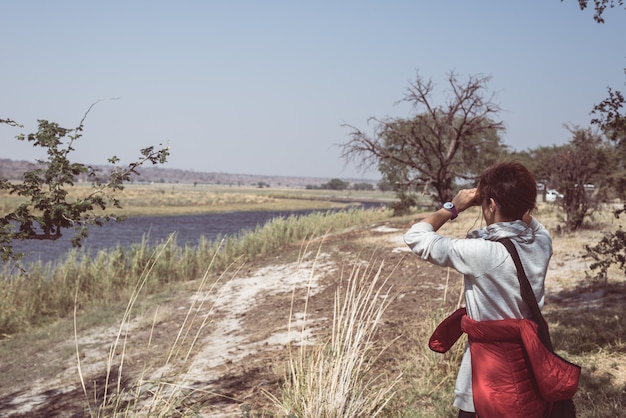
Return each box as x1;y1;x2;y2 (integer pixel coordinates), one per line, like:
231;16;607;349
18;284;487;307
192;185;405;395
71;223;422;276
0;207;390;336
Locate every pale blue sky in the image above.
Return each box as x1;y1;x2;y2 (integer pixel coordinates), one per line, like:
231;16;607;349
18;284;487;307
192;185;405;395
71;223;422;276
1;1;625;180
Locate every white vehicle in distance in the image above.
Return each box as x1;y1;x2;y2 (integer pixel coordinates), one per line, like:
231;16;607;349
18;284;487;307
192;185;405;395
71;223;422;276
545;190;563;203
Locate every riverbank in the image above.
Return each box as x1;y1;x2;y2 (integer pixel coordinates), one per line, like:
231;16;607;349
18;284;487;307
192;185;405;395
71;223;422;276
1;183;399;218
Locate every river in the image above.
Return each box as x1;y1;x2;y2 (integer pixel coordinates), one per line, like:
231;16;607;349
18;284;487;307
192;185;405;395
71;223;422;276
9;202;386;267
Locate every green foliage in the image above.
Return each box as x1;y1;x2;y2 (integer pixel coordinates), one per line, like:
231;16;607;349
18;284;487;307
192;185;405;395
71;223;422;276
512;146;561;186
376;179;393;193
584;204;626;281
305;178;351;191
323;178;350;190
0;107;169;263
591;87;626;199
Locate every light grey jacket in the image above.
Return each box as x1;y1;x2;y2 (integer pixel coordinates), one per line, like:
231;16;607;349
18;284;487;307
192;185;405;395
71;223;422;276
403;218;552;412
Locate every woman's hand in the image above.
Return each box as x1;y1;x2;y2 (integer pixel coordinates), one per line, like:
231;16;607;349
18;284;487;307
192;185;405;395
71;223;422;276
452;188;480;213
416;188;480;232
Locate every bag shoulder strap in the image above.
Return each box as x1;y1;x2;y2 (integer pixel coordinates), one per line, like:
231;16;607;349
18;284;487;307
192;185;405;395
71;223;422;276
499;237;554;351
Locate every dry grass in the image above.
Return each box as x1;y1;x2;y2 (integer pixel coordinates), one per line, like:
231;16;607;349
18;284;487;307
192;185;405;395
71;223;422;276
270;246;401;417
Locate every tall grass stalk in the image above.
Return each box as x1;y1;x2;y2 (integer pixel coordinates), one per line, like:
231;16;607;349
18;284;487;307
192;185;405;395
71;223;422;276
272;255;401;417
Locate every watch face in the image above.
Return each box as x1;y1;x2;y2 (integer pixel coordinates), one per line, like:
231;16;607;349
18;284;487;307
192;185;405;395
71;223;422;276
443;202;454;209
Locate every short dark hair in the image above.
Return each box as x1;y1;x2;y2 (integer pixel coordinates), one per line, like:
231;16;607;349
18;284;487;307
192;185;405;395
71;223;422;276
477;161;537;220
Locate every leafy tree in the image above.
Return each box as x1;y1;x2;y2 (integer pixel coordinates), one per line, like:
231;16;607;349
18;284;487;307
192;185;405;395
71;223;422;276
591;87;626;198
0;108;169;263
584;204;626;282
565;0;626;280
341;71;507;204
324;178;350;191
550;127;609;230
511;146;560;185
511;146;565;202
584;77;626;280
567;0;626;196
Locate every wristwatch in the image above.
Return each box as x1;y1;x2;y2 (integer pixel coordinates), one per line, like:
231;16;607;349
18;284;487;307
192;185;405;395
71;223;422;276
442;202;458;219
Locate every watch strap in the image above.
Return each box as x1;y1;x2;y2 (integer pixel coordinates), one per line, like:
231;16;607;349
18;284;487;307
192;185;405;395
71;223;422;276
442;202;458;219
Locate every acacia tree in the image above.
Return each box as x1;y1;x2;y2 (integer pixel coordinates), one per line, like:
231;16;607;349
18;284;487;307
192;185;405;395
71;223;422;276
0;106;169;263
341;71;506;207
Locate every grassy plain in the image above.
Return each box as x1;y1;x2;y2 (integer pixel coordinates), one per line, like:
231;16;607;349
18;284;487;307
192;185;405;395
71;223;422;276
0;183;398;217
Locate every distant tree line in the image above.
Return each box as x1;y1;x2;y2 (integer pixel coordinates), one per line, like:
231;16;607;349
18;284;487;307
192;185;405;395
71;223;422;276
306;179;376;191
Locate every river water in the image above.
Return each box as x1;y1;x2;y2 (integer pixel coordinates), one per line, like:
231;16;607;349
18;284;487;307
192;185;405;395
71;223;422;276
10;202;386;267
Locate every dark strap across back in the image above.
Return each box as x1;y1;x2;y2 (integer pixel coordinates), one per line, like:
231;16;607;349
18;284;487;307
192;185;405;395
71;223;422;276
498;238;553;351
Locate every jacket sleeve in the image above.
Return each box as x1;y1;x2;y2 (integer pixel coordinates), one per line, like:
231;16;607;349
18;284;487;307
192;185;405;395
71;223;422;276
428;308;467;353
403;222;494;276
